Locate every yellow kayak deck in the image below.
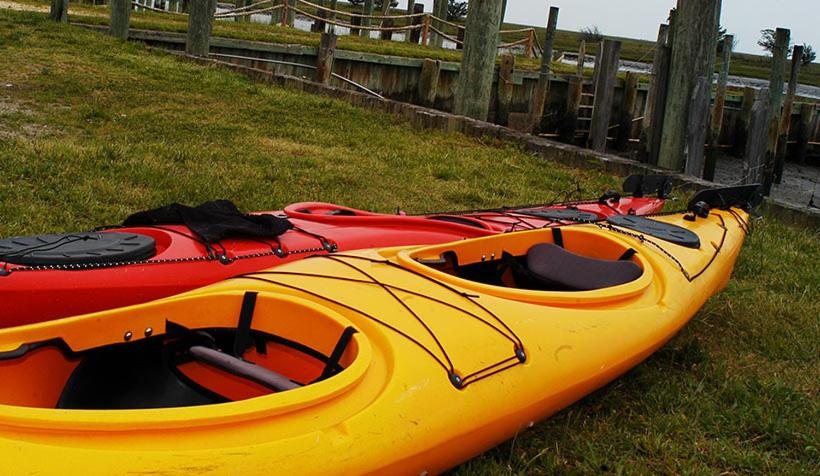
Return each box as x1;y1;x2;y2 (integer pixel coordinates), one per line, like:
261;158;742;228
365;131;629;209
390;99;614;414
0;209;750;475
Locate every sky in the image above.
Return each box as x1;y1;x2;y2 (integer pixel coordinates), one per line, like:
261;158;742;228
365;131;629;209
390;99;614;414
390;0;819;56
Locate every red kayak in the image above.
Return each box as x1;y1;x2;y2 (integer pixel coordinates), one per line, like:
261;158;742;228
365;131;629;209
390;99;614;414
0;176;671;327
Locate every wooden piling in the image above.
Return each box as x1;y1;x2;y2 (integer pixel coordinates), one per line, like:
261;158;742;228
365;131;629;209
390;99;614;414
186;0;218;57
794;103;816;165
49;0;68;22
281;0;294;27
744;88;770;184
616;71;638;151
405;1;417;43
431;0;446;49
733;87;756;157
418;58;441;108
315;32;337;85
360;0;374;37
270;0;282;25
774;44;803;183
495;53;515;126
235;0;248;23
588;39;621;152
658;0;721;171
381;18;394;41
328;0;338;24
558;75;583;144
704;34;733;180
421;14;430;46
639;23;670;164
311;0;326;32
453;0;503;121
529;6;559;133
683;77;711;177
110;0;131;40
410;4;424;44
576;40;586;77
763;27;789;193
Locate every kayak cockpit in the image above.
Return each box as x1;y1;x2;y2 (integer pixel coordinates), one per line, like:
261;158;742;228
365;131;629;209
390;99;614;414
398;226;654;305
0;292;369;414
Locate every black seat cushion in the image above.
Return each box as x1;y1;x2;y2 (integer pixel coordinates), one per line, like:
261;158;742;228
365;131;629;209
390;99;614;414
56;337;225;410
525;243;642;291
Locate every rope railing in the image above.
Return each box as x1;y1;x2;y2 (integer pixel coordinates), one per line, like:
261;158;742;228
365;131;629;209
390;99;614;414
126;0;539;56
215;0;275;16
216;4;283;19
130;1;185;15
292;7;421;32
297;0;426;21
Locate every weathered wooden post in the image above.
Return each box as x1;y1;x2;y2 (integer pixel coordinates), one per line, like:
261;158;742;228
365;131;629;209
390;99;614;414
315;32;337;85
528;6;559;133
282;0;296;27
360;0;374;38
270;0;282;25
405;0;417;43
453;0;503;121
311;0;327;32
576;40;586;77
704;34;733;180
615;72;638;151
744;88;771;184
559;76;583;144
495;53;515;126
380;0;392;37
287;0;296;27
420;13;431;46
49;0;69;22
418;58;441;107
658;0;721;171
640;23;671;164
733;87;755;157
110;0;132;40
794;103;816;165
235;0;247;23
762;27;789;193
774;44;803;183
588;39;622;152
328;0;338;25
186;0;218;57
409;4;424;44
456;27;465;50
683;77;711;177
430;0;446;48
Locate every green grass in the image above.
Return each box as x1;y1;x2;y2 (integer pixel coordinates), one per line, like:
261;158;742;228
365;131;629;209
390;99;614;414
1;10;818;474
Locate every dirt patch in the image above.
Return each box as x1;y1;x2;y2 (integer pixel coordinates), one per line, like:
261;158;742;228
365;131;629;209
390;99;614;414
0;1;48;12
713;155;820;209
0;95;52;140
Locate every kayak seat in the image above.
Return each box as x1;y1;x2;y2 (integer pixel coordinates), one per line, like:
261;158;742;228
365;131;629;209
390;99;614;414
522;243;642;291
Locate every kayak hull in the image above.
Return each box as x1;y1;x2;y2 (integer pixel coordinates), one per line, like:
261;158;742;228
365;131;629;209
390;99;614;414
0;208;748;475
1;197;663;327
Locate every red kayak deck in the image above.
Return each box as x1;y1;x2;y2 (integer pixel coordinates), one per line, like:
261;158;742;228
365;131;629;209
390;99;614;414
1;195;665;327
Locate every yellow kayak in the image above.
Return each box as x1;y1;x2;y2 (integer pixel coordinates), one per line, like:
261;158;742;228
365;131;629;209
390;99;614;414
0;187;760;475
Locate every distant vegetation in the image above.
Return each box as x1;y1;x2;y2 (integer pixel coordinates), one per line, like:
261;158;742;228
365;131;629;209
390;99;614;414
758;29;816;66
580;25;604;43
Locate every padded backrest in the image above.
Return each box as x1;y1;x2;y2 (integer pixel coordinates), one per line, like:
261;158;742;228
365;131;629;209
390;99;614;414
525;243;642;291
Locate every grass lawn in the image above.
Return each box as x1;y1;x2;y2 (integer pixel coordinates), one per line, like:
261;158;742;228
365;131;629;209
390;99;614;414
1;10;818;474
9;0;820;87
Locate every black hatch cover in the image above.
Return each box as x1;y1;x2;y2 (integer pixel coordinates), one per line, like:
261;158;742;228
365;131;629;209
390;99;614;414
518;209;601;222
0;232;156;266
